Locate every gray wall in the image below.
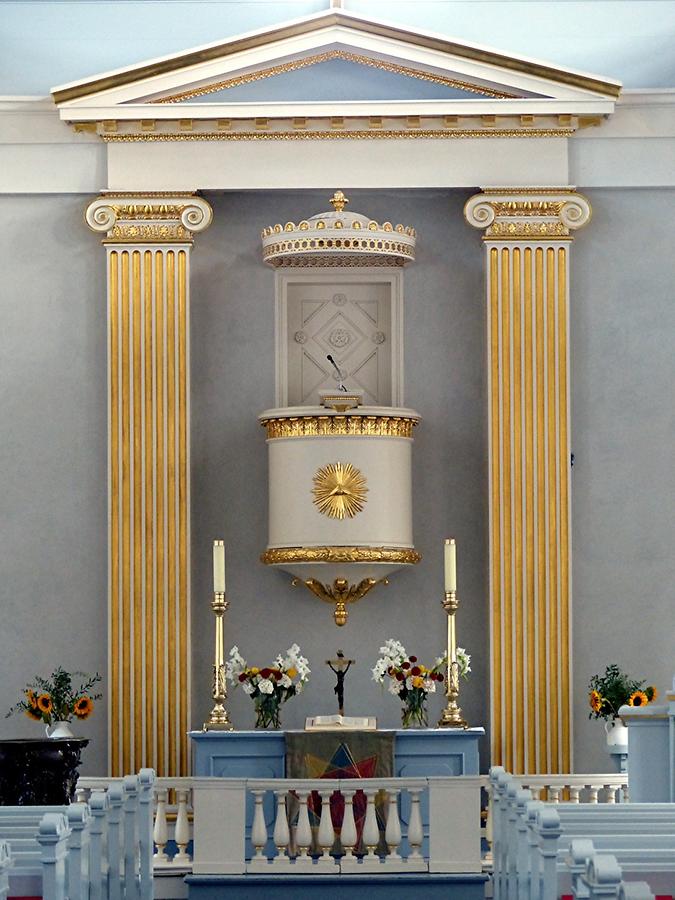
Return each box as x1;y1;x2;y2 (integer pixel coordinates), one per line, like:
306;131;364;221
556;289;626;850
0;195;108;774
571;187;675;771
1;187;672;775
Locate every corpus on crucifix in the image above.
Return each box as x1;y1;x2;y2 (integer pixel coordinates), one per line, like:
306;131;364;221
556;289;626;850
326;650;354;716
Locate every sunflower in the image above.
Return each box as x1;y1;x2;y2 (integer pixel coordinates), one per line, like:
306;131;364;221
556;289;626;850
645;686;658;702
25;689;38;708
73;696;94;719
628;690;648;707
36;693;53;714
589;689;603;713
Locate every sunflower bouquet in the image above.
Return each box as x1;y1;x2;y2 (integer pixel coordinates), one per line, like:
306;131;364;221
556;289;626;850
225;644;310;728
6;667;102;726
588;663;657;721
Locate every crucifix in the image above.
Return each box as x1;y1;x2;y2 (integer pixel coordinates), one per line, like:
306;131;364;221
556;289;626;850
326;650;355;716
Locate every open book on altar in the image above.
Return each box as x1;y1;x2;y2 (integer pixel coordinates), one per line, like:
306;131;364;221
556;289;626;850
305;715;377;731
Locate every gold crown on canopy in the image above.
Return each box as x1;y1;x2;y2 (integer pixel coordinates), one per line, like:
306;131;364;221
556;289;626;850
261;191;416;267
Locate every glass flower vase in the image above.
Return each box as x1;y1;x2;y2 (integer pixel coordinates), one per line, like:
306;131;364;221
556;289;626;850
254;696;281;729
401;691;428;728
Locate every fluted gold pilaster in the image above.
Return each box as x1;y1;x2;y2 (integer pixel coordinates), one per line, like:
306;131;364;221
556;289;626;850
87;193;213;776
465;189;590;774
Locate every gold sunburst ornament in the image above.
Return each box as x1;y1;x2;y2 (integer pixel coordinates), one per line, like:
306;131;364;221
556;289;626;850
312;462;368;519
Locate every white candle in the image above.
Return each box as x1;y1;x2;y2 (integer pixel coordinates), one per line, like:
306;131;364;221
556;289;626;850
444;538;457;592
213;540;226;593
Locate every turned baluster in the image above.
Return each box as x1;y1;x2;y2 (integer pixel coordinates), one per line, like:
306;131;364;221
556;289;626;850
173;790;191;863
341;789;358;859
385;788;402;861
295;792;313;860
548;786;560;803
317;790;335;862
153;789;169;863
272;791;290;863
588;786;599;804
603;784;616;804
362;789;380;862
251;790;268;861
569;786;580;803
408;788;424;859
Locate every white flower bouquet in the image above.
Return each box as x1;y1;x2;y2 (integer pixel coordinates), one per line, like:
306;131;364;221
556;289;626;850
225;644;310;728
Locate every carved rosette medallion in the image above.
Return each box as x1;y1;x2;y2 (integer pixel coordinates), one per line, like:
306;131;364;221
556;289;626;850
312;462;368;520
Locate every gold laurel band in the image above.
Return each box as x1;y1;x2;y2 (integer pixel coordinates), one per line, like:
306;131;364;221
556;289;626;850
535;246;547;771
143;250;154;766
178;250;189;775
132;250;143;768
489;247;502;763
513;246;524;774
524;247;536;768
101;128;575;143
109;251;120;776
154;49;518;103
166;250;177;776
261;415;419;439
155;250;165;777
121;250;131;776
261;546;421;565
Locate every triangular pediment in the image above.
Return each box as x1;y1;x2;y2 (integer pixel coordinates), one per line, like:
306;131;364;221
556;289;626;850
51;8;620;140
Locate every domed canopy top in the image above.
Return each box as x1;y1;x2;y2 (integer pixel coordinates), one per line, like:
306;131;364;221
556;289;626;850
261;191;416;267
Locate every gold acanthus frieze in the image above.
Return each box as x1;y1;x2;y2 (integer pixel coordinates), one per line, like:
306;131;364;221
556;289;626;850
260;415;419;439
261;546;422;565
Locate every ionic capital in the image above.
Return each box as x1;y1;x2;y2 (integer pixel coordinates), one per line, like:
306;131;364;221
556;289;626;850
464;188;591;240
85;191;213;243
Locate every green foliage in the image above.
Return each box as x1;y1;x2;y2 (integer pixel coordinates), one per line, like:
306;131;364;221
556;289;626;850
588;663;646;721
6;667;102;724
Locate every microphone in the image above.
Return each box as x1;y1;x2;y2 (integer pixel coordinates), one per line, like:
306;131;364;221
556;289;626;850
326;355;348;392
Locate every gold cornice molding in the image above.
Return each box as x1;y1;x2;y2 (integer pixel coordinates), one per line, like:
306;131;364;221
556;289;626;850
464;188;591;240
100;126;575;143
154;50;519;104
51;11;620;105
260;414;419;439
261;546;421;565
85;193;213;243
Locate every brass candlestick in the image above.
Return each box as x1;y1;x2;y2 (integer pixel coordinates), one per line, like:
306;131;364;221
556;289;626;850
438;589;468;728
203;591;234;731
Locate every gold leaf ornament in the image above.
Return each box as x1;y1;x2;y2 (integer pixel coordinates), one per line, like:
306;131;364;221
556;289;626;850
312;462;368;519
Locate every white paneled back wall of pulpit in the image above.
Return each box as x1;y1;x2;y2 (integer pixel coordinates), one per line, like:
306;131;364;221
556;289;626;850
0;1;674;786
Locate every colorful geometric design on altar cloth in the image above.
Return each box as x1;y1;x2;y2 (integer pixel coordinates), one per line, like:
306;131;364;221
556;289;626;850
303;742;386;847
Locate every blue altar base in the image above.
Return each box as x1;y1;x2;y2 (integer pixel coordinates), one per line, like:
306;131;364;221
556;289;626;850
190;727;485;863
190;727;484;778
186;872;489;900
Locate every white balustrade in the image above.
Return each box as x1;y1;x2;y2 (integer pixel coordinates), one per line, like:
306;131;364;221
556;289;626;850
0;840;10;900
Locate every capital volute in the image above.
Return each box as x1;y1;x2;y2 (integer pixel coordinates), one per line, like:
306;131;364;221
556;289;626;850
85;192;213;243
464;188;591;240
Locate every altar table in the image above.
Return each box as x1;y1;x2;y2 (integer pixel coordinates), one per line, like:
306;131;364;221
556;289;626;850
190;727;484;778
